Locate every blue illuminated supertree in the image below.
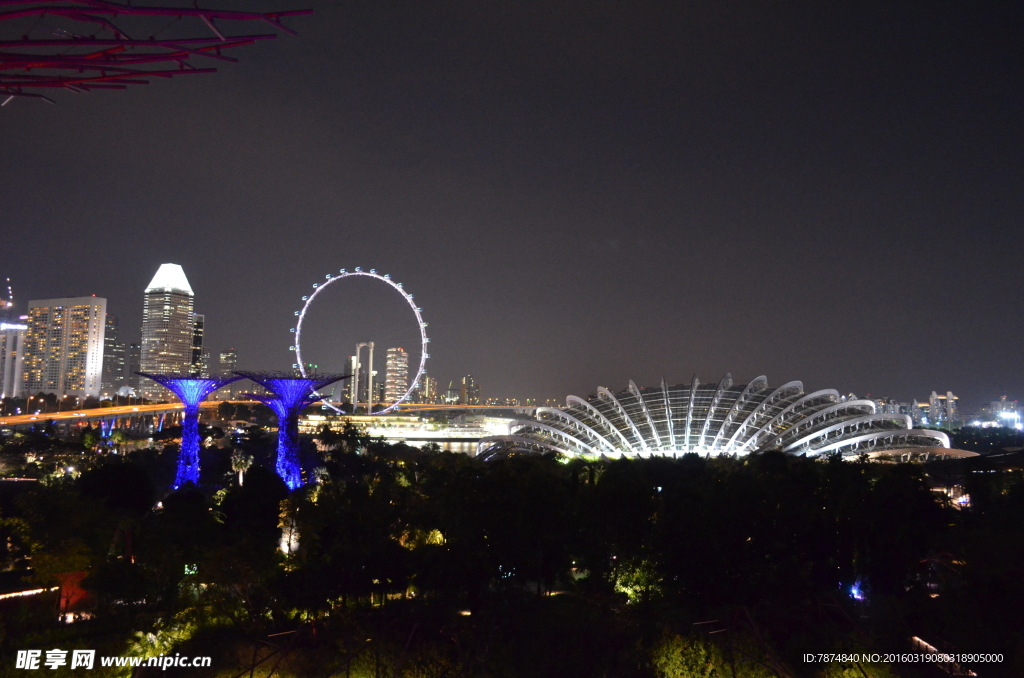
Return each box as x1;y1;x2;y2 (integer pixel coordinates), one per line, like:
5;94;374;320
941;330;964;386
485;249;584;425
137;373;243;488
237;371;348;490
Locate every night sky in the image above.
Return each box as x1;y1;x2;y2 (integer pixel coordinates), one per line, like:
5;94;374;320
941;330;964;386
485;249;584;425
2;1;1022;411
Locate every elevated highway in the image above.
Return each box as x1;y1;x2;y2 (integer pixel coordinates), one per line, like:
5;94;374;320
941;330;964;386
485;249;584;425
0;401;536;429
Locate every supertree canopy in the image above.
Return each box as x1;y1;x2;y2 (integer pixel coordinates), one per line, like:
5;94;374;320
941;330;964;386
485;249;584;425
0;1;310;103
137;372;242;488
237;371;347;490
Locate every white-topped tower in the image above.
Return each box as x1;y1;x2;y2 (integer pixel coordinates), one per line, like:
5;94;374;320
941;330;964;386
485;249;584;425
139;264;195;400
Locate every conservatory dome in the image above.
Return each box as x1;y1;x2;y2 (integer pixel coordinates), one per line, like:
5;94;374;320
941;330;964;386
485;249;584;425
477;374;952;460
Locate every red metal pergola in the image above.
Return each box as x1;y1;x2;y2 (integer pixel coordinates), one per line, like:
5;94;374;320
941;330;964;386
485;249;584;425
0;0;311;103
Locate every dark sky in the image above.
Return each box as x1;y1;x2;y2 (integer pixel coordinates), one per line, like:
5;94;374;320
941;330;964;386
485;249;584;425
2;0;1022;411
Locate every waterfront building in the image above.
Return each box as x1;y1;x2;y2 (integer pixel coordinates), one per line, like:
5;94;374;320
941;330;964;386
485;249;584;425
384;347;409;403
22;297;106;398
479;372;954;460
139;264;195;400
100;313;126;398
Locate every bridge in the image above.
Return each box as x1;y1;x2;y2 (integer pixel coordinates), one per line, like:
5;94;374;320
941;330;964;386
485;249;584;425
0;401;536;431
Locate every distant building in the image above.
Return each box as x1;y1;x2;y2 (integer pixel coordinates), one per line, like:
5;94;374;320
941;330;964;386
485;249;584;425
0;278;13;324
460;375;480;406
100;313;126;397
190;313;206;376
871;397;900;415
929;391;959;428
23;297;106;397
139;264;195;400
124;342;141;392
415;374;437;404
0;316;27;399
384;347;409;403
216;347;238;399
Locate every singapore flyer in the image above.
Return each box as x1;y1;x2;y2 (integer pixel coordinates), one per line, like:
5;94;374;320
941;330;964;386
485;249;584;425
290;267;429;415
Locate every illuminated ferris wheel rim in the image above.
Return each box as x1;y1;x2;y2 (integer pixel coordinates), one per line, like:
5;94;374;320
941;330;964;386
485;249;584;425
291;268;429;415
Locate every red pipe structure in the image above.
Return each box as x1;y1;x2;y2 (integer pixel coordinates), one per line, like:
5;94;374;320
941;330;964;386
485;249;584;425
0;0;311;103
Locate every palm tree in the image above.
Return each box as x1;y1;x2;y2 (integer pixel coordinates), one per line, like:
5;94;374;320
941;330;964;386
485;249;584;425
231;449;253;486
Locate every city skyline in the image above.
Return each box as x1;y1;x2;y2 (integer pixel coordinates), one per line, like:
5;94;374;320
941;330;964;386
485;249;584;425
0;264;1016;414
2;2;1021;411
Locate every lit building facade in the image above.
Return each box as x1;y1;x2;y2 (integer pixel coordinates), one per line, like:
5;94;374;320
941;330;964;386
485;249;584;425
479;372;952;460
124;342;141;393
100;313;126;397
0;279;13;323
216;348;238;399
0;318;27;399
928;391;959;428
139;264;195;400
384;347;409;403
190;313;206;376
460;375;480;405
23;297;107;397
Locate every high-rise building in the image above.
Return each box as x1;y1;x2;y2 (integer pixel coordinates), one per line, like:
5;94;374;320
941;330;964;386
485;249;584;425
124;342;141;392
460;375;480;406
414;374;436;404
190;313;205;376
384;347;409;403
217;348;238;399
139;264;195;400
929;391;959;428
0;278;13;324
100;313;126;397
23;297;106;397
0;316;27;399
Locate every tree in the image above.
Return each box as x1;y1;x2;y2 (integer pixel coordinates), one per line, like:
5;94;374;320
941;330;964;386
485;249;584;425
109;428;130;454
231;449;253;486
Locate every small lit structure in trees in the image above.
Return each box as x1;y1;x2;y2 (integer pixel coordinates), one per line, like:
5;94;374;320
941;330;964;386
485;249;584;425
237;371;347;490
137;372;242;488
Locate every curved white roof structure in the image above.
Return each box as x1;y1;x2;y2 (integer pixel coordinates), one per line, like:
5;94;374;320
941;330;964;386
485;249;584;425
145;263;194;296
477;373;951;460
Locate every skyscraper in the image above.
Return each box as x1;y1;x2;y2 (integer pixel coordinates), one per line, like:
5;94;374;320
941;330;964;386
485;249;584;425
0;278;13;324
100;313;126;397
139;264;194;400
0;280;25;399
384;347;409;403
190;313;205;376
124;342;141;392
929;391;960;429
23;297;107;397
218;347;238;400
0;317;27;399
460;374;480;406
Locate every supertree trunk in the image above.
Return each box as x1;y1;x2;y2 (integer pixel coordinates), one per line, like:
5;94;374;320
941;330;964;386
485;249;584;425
276;412;302;490
174;405;202;487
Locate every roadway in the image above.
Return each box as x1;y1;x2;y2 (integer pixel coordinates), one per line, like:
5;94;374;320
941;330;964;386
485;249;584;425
0;401;535;428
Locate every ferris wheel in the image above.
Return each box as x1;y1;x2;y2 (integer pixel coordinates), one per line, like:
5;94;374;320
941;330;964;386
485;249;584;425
291;268;429;415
